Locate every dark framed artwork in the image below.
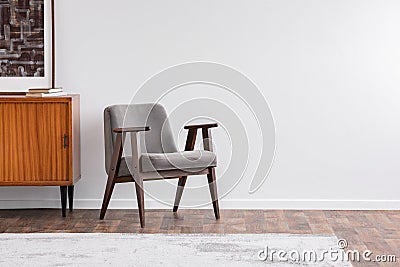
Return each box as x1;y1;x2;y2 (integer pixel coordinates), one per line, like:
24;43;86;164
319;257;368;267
0;0;53;91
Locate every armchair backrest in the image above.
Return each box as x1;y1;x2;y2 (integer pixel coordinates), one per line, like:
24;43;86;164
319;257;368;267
104;103;177;173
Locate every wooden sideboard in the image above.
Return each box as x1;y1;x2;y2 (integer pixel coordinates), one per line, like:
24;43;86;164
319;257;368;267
0;94;81;217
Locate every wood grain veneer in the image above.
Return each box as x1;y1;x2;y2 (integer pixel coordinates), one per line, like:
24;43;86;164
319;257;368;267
0;95;81;186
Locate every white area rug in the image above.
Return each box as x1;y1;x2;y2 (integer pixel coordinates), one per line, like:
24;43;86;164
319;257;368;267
0;234;352;266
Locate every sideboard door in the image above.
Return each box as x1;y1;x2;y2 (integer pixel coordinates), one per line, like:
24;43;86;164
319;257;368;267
0;102;69;185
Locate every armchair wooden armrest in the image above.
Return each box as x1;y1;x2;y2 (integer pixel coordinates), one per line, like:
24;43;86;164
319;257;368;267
113;126;150;133
183;123;217;152
184;123;218;130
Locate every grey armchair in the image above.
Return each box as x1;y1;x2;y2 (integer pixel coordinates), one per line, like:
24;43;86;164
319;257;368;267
100;104;220;227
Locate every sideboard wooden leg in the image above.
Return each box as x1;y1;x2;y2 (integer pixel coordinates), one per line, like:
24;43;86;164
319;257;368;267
68;185;74;212
60;186;67;217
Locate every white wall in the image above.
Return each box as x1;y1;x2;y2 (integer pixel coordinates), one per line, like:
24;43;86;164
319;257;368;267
1;0;400;209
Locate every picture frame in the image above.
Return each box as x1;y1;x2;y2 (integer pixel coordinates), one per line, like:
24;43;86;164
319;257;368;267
0;0;54;92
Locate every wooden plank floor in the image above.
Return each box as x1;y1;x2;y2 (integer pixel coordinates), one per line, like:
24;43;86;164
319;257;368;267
0;209;398;266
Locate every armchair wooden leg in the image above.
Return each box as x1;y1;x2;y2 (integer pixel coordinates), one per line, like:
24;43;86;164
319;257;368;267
173;176;187;212
173;128;197;213
100;172;116;220
207;168;220;220
100;132;124;220
135;178;145;228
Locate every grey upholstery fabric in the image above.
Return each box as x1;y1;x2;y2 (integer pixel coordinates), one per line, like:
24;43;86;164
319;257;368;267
104;103;217;177
116;151;217;176
104;103;177;174
140;150;217;173
116;157;133;177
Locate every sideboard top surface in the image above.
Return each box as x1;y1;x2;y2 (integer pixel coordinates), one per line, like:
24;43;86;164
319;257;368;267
0;94;79;103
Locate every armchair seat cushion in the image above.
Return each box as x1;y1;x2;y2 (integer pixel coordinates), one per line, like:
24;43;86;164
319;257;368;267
117;150;217;177
140;150;217;173
115;151;217;176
